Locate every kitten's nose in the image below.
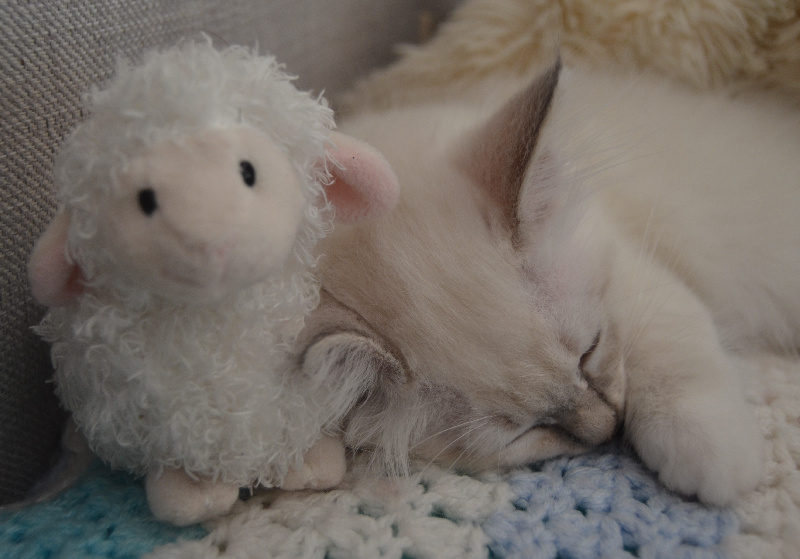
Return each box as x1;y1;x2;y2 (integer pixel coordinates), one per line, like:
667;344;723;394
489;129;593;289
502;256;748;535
556;391;620;446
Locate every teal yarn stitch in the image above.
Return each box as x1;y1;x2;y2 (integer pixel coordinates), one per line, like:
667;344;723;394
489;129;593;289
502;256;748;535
0;461;205;559
483;446;737;559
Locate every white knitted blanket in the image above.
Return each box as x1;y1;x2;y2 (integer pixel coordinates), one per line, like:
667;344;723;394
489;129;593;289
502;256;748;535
142;357;799;559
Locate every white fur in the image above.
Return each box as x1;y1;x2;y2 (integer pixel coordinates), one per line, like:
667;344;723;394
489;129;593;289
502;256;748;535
34;40;355;488
316;68;800;505
57;39;333;295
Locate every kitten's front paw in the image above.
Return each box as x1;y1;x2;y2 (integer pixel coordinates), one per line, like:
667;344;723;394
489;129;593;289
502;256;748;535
630;392;763;505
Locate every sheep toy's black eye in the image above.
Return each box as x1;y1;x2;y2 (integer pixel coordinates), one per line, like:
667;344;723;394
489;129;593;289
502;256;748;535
138;188;158;216
240;160;256;187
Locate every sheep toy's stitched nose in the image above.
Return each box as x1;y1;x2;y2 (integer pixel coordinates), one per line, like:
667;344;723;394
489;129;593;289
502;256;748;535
138;188;158;216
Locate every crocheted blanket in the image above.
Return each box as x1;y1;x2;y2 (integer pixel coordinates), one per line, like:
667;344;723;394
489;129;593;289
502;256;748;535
0;448;735;559
1;352;797;558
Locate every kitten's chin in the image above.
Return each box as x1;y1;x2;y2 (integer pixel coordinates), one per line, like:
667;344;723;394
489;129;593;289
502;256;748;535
495;426;591;468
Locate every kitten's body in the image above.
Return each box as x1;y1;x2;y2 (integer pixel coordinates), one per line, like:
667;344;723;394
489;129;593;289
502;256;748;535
306;67;800;505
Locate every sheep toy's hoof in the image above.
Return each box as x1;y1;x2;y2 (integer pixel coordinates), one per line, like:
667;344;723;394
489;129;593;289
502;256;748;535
281;435;346;491
146;468;240;526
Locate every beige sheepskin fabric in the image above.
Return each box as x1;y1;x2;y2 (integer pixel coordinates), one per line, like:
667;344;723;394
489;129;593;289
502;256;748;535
342;0;800;112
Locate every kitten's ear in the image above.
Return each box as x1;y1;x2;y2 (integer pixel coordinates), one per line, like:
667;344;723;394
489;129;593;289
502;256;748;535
297;291;413;475
297;290;408;404
463;58;561;239
324;132;400;223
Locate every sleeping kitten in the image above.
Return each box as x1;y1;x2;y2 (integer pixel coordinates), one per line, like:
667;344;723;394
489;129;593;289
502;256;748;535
298;61;800;505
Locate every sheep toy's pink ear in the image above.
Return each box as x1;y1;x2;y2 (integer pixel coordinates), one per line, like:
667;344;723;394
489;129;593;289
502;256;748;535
28;211;85;307
325;131;400;222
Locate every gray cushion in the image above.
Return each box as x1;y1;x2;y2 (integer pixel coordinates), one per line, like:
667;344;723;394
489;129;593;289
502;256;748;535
0;0;456;506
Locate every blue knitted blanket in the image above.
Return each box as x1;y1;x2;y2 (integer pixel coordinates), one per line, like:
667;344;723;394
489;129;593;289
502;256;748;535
0;443;737;559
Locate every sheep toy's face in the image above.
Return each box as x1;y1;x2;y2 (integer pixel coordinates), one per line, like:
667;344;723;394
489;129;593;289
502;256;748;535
99;126;307;302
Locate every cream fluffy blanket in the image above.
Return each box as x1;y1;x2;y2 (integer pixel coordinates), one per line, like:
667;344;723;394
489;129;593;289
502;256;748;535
343;0;800;112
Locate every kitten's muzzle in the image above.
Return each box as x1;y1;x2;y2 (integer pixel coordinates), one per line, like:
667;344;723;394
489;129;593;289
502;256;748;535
525;349;625;449
554;389;621;446
561;327;626;445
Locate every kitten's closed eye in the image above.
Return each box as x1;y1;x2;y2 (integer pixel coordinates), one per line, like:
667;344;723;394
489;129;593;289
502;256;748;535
580;331;601;372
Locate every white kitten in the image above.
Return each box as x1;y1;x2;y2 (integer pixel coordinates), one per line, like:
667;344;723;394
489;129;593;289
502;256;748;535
299;62;800;505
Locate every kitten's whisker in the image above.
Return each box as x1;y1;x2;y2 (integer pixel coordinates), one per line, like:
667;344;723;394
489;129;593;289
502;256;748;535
446;424;500;471
435;422;492;474
410;415;497;450
417;416;494;476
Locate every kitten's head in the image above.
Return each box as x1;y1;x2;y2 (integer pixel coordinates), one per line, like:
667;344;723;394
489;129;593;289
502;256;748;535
299;62;626;473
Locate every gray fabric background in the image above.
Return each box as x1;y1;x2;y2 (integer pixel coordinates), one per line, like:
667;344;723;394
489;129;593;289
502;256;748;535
0;0;459;506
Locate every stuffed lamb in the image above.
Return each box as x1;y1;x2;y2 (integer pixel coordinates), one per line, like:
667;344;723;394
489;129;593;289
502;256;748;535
27;40;399;526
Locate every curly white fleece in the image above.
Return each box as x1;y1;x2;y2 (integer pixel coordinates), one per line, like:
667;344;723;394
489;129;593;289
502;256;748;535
57;38;333;294
36;39;345;486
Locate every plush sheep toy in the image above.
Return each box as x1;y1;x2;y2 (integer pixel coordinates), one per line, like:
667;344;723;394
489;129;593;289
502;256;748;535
27;40;399;526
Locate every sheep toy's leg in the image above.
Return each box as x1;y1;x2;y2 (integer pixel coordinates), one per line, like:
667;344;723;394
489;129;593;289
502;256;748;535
145;468;240;526
280;435;346;490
